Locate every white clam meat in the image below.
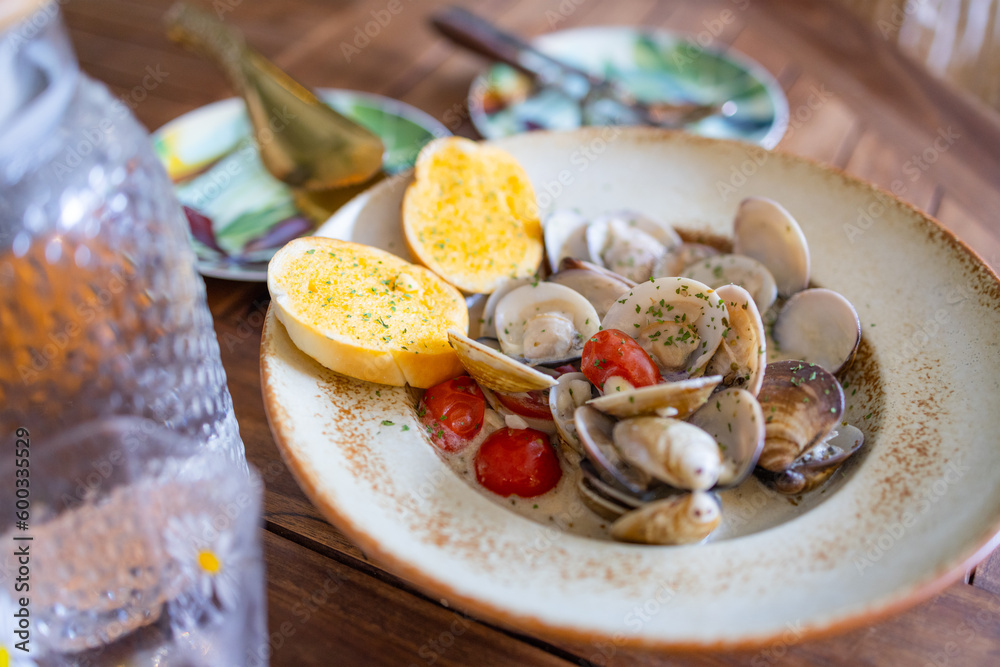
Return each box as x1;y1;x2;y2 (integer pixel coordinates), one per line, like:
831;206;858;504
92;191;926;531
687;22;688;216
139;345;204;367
494;282;600;364
613;417;722;491
602;277;727;379
549;372;594;452
610;491;721;545
585;211;681;283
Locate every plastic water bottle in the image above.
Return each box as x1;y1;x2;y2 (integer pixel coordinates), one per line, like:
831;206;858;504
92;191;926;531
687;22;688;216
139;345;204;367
0;0;246;468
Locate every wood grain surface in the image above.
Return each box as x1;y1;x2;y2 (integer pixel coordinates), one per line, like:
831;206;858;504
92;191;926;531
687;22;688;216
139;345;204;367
60;0;1000;663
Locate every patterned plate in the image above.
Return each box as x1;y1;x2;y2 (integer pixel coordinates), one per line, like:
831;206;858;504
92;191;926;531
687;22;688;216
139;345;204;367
468;26;787;148
153;90;448;282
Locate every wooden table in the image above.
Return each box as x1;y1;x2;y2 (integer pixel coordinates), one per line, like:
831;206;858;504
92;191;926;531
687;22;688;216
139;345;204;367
63;0;1000;663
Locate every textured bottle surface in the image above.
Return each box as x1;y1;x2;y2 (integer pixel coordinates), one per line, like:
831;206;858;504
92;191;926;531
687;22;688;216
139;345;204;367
0;15;245;466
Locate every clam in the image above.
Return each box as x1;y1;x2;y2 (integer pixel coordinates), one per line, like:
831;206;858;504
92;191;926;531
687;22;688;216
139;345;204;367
653;242;720;278
602;277;728;380
549;372;594;452
585;210;682;283
576;459;652;520
543;209;591;270
613;417;722;491
574;405;656;495
610;491;721;545
733;197;810;297
548;257;635;319
704;284;767;396
587;375;721;420
477;277;532;340
772;288;861;375
755;360;844;472
688;387;765;488
494;282;600;365
680;253;777;312
765;423;865;494
448;330;557;393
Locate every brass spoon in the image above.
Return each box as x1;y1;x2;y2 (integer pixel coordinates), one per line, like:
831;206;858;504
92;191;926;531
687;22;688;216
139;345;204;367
165;2;384;192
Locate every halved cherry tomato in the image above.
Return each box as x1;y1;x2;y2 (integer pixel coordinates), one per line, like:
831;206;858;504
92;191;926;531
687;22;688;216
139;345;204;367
494;389;554;421
474;428;562;497
582;329;662;391
419;376;485;452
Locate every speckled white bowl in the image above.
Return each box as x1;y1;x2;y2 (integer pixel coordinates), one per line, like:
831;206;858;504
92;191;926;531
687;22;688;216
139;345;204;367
261;128;1000;650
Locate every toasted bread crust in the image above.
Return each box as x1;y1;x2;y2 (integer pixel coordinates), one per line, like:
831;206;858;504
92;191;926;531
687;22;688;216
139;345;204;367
402;137;543;294
267;237;467;388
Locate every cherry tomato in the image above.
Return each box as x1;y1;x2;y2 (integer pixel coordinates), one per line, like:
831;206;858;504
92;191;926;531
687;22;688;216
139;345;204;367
494;389;554;421
419;376;485;452
582;329;662;391
551;363;579;376
475;428;562;497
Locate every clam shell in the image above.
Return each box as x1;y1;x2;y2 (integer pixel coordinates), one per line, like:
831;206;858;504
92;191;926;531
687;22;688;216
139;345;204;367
755;360;844;472
689;387;765;488
681;253;778;312
613;417;722;491
549;372;594;452
549;257;635;319
575;405;655;495
587;375;721;420
733;197;810;297
448;330;556;393
585;211;681;283
772;288;861;375
610;491;721;545
478;277;532;340
495;282;600;364
602;277;728;379
705;284;767;396
653;242;720;278
543;209;591;270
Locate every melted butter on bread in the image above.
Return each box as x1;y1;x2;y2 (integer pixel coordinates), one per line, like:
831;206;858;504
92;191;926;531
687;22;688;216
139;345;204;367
268;237;467;388
403;137;543;294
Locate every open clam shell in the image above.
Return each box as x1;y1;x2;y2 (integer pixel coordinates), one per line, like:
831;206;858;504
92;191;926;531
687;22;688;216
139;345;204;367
681;253;778;313
613;417;722;491
755;360;844;472
733;197;810;297
585;210;682;283
705;283;767;396
478;277;532;340
602;277;728;380
549;257;635;320
610;491;721;545
653;242;720;278
495;282;600;364
772;288;861;375
764;423;865;494
448;330;557;393
575;405;655;495
689;387;765;488
549;372;594;453
587;375;721;420
543;209;591;270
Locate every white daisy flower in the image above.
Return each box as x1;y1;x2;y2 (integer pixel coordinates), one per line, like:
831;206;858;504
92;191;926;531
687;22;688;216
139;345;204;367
0;591;38;666
164;514;244;613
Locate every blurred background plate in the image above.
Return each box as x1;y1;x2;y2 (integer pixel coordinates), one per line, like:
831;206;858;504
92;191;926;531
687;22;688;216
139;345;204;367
468;26;788;148
153;89;449;282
